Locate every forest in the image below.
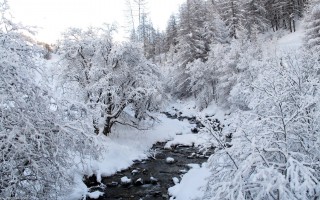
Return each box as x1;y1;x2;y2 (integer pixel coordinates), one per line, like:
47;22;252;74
1;0;320;199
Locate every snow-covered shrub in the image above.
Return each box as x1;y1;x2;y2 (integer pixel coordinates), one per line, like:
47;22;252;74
186;59;215;110
185;39;249;110
204;51;320;200
305;1;320;56
229;39;264;110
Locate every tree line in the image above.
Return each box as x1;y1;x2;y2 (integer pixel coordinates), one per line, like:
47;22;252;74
127;0;309;63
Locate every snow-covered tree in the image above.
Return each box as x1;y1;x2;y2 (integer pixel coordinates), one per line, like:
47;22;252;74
204;51;320;200
170;0;213;98
58;27;162;136
0;1;96;198
164;14;178;53
186;59;215;110
215;0;245;39
228;38;264;110
203;7;230;45
305;1;320;55
185;42;229;110
265;0;308;32
242;0;269;37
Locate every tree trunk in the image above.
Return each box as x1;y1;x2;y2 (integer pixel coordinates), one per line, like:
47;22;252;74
103;92;113;136
103;116;112;136
93;119;99;135
231;1;237;39
292;19;296;32
289;18;293;32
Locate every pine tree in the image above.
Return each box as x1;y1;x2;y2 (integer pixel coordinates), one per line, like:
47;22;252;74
164;14;178;52
216;0;245;39
171;0;211;98
242;0;269;37
204;2;230;44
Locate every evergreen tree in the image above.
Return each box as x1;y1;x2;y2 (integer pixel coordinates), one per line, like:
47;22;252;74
164;14;178;53
204;3;230;44
242;0;270;37
171;0;211;98
216;0;245;39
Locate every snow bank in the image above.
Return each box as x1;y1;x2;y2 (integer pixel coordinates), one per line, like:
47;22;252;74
168;163;211;200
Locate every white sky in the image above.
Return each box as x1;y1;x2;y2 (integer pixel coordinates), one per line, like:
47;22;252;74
7;0;185;43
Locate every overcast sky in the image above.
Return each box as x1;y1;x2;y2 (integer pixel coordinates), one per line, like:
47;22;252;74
7;0;185;43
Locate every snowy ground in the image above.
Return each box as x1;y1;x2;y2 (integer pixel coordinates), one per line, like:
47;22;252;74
277;24;304;50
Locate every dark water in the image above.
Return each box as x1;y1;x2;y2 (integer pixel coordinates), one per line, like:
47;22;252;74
84;142;214;200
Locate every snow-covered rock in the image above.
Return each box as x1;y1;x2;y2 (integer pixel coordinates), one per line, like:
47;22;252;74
166;157;175;164
172;177;180;185
150;177;158;184
134;178;144;186
106;182;119;187
131;169;139;175
87;191;104;199
164;145;172;150
120;176;132;185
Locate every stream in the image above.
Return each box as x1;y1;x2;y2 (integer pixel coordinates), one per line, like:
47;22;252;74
84;112;220;200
